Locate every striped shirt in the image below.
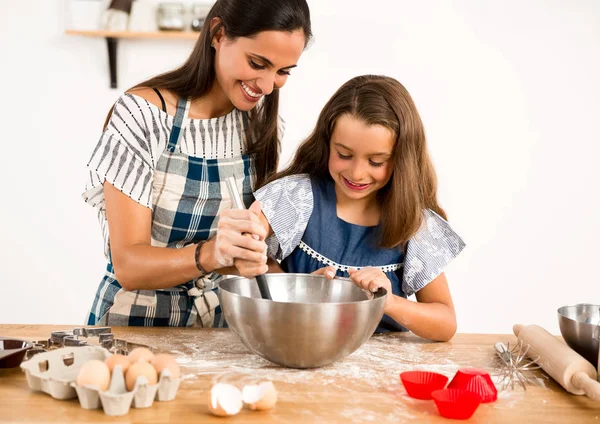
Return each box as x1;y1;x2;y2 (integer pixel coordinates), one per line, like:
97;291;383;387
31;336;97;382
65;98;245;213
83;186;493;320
82;93;284;327
83;93;261;256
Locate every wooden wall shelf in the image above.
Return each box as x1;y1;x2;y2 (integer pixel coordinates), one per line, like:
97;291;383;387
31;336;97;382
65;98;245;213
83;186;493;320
66;30;199;88
66;30;199;40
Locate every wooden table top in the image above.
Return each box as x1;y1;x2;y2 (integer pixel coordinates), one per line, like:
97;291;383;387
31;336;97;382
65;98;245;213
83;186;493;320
0;324;598;423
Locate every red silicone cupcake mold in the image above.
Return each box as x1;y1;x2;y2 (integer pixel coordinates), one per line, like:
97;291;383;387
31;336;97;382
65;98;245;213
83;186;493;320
431;388;482;420
447;368;498;403
400;371;449;400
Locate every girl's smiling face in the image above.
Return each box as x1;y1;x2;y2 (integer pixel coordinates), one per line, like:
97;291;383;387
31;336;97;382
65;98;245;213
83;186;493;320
213;28;306;111
328;114;396;203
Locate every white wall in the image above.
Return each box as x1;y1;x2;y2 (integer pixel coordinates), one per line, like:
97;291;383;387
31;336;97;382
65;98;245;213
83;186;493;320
0;0;598;334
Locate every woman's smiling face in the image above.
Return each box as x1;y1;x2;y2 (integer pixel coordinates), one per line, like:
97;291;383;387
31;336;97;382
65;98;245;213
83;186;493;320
213;28;306;111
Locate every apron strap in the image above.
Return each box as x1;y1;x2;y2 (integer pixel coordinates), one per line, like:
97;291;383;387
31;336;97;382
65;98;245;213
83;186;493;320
187;286;220;327
167;97;191;152
163;96;221;327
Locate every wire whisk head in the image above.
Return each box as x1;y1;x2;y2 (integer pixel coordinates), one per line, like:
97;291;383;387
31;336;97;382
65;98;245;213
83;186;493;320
493;340;543;391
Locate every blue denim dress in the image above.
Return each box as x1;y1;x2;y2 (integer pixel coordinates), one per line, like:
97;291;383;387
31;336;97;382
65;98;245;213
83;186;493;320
255;174;466;333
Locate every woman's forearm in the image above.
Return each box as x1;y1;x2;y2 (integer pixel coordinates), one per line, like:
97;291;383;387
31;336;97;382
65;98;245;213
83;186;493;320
112;240;222;291
104;180;270;290
385;296;457;342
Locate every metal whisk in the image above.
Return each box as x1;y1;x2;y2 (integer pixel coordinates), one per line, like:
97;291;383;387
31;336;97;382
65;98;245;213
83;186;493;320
493;341;542;390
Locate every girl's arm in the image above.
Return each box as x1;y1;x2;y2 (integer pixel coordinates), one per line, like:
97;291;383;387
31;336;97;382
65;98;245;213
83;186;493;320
349;268;456;342
386;273;456;342
105;182;268;290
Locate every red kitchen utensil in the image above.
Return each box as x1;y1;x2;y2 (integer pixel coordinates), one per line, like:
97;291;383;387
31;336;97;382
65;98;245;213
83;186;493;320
400;371;449;400
431;388;482;420
447;368;498;403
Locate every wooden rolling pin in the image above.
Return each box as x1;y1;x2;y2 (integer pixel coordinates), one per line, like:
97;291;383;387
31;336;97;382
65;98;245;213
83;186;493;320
513;324;600;401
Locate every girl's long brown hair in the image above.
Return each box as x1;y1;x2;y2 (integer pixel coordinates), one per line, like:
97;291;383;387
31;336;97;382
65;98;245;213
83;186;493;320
271;75;446;249
105;0;311;188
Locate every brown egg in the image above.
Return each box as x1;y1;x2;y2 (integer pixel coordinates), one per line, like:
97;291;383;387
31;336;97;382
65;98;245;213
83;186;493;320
105;354;130;373
125;361;158;391
208;383;243;417
76;359;111;391
127;347;154;364
242;381;278;410
151;354;181;379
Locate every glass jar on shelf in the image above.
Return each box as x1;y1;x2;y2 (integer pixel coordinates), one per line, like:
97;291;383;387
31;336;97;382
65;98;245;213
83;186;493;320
157;2;185;31
190;3;212;32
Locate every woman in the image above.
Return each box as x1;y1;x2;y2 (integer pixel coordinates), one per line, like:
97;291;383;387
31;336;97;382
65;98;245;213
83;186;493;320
83;0;312;327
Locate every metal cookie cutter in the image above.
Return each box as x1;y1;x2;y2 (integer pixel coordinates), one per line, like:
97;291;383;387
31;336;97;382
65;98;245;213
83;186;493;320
25;327;153;360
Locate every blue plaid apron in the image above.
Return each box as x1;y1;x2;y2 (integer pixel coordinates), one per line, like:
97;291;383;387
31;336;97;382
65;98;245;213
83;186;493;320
86;97;255;327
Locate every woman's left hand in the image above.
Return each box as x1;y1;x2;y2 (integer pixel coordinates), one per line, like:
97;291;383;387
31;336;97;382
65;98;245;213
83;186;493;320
348;267;394;311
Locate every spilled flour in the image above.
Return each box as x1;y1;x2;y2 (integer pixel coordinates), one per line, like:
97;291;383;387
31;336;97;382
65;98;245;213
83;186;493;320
170;332;465;388
164;331;536;422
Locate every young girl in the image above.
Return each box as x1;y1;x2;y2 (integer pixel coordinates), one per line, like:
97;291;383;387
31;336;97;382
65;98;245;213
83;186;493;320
82;0;311;327
254;75;464;342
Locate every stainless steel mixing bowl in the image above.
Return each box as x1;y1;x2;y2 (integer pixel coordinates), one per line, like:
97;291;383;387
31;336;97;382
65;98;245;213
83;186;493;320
217;274;387;369
557;304;600;369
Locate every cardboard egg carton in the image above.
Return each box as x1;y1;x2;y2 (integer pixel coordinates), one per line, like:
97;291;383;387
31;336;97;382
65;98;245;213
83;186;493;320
20;346;111;399
72;365;180;416
20;346;181;416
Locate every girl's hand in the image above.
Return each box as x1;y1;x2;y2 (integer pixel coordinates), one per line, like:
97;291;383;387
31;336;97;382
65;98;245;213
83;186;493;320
348;267;394;311
312;266;337;279
212;201;268;270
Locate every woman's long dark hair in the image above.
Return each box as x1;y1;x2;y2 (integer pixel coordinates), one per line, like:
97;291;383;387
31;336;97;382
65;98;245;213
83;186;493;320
272;75;446;249
122;0;311;188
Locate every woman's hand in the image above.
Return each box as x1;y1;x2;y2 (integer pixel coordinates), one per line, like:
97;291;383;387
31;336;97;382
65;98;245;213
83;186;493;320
225;201;269;277
348;267;394;311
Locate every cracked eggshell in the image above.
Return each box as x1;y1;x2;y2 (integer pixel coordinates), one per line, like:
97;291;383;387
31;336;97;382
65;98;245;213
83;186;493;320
208;383;243;417
242;381;278;411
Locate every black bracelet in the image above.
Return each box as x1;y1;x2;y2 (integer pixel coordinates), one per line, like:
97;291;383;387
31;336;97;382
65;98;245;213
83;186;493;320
195;240;209;275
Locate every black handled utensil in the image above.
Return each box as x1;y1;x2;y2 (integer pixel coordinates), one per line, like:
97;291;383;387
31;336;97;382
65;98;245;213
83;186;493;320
225;177;273;300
